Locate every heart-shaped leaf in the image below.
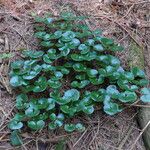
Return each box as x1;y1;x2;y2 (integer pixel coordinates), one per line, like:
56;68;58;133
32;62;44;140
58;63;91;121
132;67;146;78
63;89;80;101
140;88;150;102
73;63;87;72
10;131;23;146
61;31;75;42
87;69;98;78
78;44;89;54
25;104;40;117
46;98;55;111
27;120;45;130
10;76;23;87
75;123;85;132
33;77;47;92
64;124;76;132
119;91;137;103
106;85;119;99
104;102;122;115
8;120;23;130
11;60;24;69
83;105;94;114
22;50;44;58
91;91;103;102
48;80;62;89
93;44;104;52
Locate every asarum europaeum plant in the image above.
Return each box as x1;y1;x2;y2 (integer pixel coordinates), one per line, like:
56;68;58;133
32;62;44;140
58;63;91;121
8;12;150;145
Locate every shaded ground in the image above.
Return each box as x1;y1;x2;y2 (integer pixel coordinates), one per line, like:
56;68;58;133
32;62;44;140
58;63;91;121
0;0;150;150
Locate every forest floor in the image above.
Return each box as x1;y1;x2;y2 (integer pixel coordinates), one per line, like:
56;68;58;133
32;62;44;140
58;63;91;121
0;0;150;150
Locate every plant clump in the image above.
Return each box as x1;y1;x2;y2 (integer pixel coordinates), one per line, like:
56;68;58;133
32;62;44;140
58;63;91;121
8;12;150;145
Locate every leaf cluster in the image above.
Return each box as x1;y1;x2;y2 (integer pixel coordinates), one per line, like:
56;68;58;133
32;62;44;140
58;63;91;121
8;12;150;145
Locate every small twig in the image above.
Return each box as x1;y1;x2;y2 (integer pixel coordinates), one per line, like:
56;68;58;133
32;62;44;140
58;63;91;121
88;117;100;147
117;125;134;149
73;128;88;147
130;120;150;150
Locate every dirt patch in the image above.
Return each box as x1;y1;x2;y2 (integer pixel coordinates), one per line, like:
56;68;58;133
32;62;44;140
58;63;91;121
0;0;149;150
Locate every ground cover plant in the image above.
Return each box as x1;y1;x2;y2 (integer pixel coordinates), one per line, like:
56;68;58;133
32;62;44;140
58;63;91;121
8;12;150;146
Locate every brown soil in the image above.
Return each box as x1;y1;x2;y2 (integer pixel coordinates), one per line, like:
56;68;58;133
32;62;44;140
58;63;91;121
0;0;149;150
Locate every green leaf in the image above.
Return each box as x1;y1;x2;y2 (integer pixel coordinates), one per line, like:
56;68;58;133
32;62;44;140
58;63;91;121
13;113;25;121
45;18;54;24
75;74;86;80
91;91;103;102
11;60;24;69
43;54;53;64
106;85;119;99
10;131;23;146
33;76;47;92
60;105;76;116
69;38;80;47
85;39;95;46
89;76;104;85
93;44;104;52
48;80;62;89
119;91;137;103
78;44;89;54
8;120;23;130
25;104;40;117
140;88;150;102
37;98;48;109
71;80;90;88
40;41;54;47
34;31;46;38
132;67;146;78
54;31;62;38
73;63;87;72
27;120;45;130
87;69;98;78
57;113;65;121
22;50;44;58
83;105;94;114
75;123;85;132
64;124;76;132
63;89;80;101
10;76;23;87
61;31;75;42
101;38;114;46
49;113;57;121
48;122;57;130
109;56;120;67
71;54;83;61
23;65;42;80
46;98;55;110
104;102;122;115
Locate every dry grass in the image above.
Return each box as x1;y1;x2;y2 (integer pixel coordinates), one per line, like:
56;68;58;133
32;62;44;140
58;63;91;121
0;0;150;149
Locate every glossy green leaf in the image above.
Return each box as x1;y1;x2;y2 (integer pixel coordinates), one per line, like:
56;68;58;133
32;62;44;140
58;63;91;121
87;69;98;78
73;63;87;72
8;120;23;130
27;120;45;130
10;76;23;87
63;89;80;101
61;31;75;42
140;88;150;102
78;44;89;54
64;124;76;132
48;80;62;89
33;76;47;92
104;102;122;115
93;44;104;52
22;50;44;58
119;91;137;103
11;60;24;69
10;131;22;146
83;105;94;114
